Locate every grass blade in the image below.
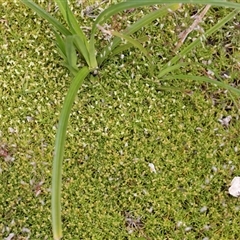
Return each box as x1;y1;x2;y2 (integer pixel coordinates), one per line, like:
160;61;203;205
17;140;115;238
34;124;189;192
164;9;239;68
51;67;90;240
89;36;98;71
72;35;91;67
55;0;88;43
163;74;240;96
54;32;80;76
111;31;153;75
22;0;94;69
92;1;240;37
111;36;149;56
65;36;79;74
55;0;97;70
98;26;153;75
157;63;189;78
54;30;67;60
97;4;181;66
21;0;71;36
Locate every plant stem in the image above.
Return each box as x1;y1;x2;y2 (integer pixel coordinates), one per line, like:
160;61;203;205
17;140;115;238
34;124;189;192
52;67;90;240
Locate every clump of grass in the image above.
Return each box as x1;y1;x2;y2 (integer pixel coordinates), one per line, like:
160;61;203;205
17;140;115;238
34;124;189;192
1;0;240;239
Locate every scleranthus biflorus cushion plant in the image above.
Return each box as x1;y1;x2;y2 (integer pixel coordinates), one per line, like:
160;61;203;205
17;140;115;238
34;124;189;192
20;0;240;239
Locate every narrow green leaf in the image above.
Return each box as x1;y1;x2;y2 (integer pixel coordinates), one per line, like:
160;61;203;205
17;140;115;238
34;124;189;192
157;63;189;78
52;67;90;240
97;4;181;66
209;71;240;111
54;0;87;40
62;63;79;76
54;0;97;70
73;35;91;67
54;32;79;76
164;9;239;68
89;36;98;71
65;36;78;72
111;36;149;56
21;0;71;36
64;0;97;70
104;29;154;75
155;86;187;92
53;30;67;60
164;74;240;96
55;34;92;69
92;1;240;37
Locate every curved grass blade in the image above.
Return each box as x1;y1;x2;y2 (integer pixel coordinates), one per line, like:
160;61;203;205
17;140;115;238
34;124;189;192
55;0;88;43
54;33;92;69
92;1;240;37
212;71;240;111
164;74;240;96
164;9;239;68
112;31;153;75
72;35;91;67
21;0;71;36
65;36;78;72
52;67;90;240
111;36;149;56
54;32;79;76
98;26;153;75
55;0;98;70
88;36;98;71
157;63;189;78
97;4;181;66
54;30;67;60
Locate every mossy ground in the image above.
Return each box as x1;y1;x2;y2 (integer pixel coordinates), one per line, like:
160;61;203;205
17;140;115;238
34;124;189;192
1;1;240;239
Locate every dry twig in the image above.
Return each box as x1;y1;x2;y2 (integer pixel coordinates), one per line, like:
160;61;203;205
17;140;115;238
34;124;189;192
175;5;211;50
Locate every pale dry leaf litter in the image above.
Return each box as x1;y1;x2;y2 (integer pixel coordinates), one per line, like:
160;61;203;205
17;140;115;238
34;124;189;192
218;115;232;127
218;115;239;198
4;233;14;240
175;4;211;50
229;177;240;197
148;163;157;173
